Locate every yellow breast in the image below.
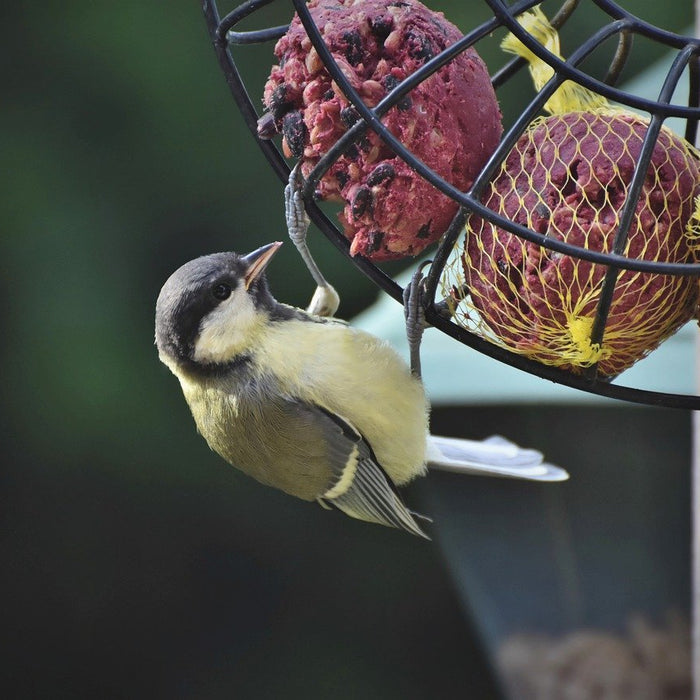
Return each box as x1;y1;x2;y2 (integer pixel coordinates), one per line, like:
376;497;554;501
254;319;429;485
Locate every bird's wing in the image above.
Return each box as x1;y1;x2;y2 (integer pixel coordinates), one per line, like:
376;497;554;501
314;406;430;539
426;434;568;482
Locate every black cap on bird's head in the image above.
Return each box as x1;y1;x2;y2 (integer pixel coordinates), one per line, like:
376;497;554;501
155;242;282;370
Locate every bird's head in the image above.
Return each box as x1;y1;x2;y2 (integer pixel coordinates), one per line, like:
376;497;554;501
155;241;282;372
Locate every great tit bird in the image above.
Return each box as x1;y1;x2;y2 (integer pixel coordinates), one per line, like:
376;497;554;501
155;241;567;538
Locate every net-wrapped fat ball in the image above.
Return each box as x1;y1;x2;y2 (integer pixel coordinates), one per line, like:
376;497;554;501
462;110;700;376
260;0;502;261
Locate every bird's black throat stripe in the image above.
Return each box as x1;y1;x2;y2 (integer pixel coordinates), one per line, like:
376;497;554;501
182;353;253;379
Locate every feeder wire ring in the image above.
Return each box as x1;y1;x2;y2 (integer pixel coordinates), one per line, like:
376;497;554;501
202;0;700;409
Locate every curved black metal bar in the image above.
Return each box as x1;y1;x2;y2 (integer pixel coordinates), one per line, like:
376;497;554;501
216;0;281;40
487;0;700;118
462;200;700;277
603;28;633;86
203;0;288;179
425;307;700;410
226;26;288;44
302;13;504;195
688;56;700;145
491;0;582;89
586;43;698;369
591;0;699;48
201;0;700;408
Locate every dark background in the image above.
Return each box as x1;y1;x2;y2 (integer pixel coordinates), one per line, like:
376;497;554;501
0;1;695;698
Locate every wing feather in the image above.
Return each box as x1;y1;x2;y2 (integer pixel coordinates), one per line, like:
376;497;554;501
316;406;430;538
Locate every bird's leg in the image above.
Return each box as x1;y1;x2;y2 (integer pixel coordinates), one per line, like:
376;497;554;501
403;262;432;380
284;164;340;318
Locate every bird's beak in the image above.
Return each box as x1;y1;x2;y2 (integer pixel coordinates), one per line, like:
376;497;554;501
242;241;283;290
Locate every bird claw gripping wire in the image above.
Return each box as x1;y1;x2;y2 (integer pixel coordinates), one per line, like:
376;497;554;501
284;164;340;318
403;261;432;380
284;164;311;250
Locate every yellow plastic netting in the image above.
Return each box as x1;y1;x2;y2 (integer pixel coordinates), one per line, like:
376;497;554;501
440;7;700;377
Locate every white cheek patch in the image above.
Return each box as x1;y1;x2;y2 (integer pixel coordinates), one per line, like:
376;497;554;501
193;287;262;364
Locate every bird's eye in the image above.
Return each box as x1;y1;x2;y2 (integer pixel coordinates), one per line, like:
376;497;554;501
212;283;232;301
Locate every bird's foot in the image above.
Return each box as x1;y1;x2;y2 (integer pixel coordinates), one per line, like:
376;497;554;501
284;164;340;318
403;261;432;380
284;163;311;250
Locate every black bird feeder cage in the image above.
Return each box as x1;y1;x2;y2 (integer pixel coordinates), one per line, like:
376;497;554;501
202;0;700;409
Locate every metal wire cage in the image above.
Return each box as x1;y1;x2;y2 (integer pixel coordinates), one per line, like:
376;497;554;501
202;0;700;408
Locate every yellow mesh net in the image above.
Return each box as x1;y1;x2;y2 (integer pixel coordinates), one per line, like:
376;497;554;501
440;8;700;377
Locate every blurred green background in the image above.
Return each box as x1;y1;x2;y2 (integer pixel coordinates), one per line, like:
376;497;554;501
0;0;695;698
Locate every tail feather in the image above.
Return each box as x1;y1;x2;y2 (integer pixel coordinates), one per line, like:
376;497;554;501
426;434;568;482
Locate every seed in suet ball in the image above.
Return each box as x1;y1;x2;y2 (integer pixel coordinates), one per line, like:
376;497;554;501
259;0;502;261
